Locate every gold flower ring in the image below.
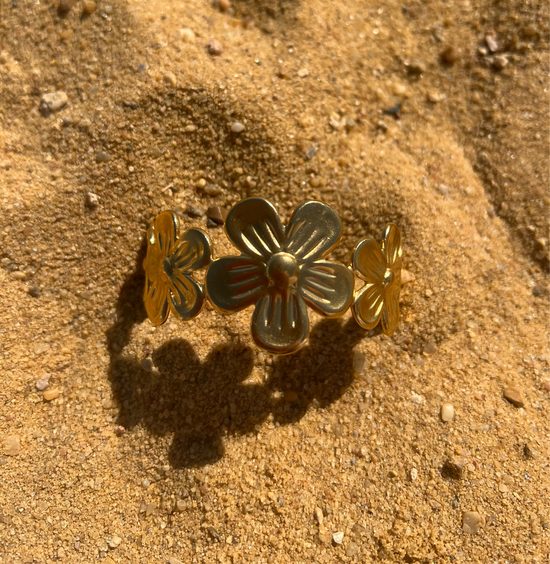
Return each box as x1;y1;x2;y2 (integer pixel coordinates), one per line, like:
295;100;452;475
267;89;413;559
349;223;403;336
143;211;212;325
142;201;404;353
206;198;354;355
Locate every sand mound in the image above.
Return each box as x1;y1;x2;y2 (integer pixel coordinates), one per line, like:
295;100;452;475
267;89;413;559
1;0;548;562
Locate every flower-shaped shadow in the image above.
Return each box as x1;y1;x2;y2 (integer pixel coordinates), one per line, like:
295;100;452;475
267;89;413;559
206;198;354;354
267;317;368;424
143;211;211;325
112;340;272;468
351;223;403;336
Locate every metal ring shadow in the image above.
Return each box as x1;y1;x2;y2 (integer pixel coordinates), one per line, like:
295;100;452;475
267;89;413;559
267;317;369;425
106;238;371;468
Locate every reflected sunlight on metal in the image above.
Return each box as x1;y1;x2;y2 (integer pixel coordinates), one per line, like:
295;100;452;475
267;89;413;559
143;211;211;326
206;198;354;355
350;223;403;336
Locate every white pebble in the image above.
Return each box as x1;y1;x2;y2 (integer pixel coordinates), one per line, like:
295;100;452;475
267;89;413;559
179;28;196;43
41;91;68;112
333;531;344;544
410;467;418;481
231;122;245;133
441;403;455;422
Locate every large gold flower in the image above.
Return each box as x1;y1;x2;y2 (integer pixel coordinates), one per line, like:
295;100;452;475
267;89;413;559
350;223;403;335
143;211;211;325
206;198;354;354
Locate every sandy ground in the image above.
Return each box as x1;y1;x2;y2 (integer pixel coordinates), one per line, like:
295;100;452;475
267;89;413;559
0;0;549;562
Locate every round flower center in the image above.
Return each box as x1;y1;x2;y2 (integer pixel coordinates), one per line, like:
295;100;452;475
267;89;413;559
383;268;394;287
266;252;299;289
163;258;175;278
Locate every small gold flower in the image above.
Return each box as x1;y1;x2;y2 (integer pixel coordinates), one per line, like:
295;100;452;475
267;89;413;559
143;211;211;325
351;223;403;335
206;198;354;354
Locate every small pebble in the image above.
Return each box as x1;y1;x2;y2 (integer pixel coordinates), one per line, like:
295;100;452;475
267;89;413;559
196;178;207;189
167;558;184;564
492;54;508;70
11;271;26;281
103;5;113;15
442;456;468;480
36;375;50;391
462;511;482;534
401;269;415;285
542;380;550;392
85;192;100;209
314;507;324;526
207;39;223;56
503;387;525;408
344;118;356;131
411;391;424;405
107;535;122;549
140;358;154;373
163;72;177;87
441;403;455;422
410;468;418;481
185;204;205;218
43;389;61;401
297;68;309;78
96;151;111;163
204;183;222;196
218;0;230;11
207;206;225;225
427;90;443;103
28;286;41;298
406;60;426;75
305;146;318;160
423;341;437;355
231;121;245;133
179;28;196;43
3;435;21;456
82;0;96;14
440;45;459;64
40;91;68;116
333;531;344;544
58;0;76;13
485;34;498;52
498;483;509;493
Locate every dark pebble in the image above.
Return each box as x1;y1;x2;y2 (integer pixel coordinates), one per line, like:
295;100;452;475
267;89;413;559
207;39;223;56
207;205;226;225
440;45;459;65
96;151;111;163
185;204;205;218
28;286;41;298
305;146;318;160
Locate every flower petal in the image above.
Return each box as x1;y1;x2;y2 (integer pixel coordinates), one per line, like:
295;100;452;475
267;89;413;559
172;228;211;272
352;238;386;283
381;223;403;269
299;260;354;317
251;288;309;354
144;278;170;326
206;256;268;313
352;282;384;330
225;198;284;260
381;281;400;336
285;201;342;262
168;271;205;321
153;210;179;255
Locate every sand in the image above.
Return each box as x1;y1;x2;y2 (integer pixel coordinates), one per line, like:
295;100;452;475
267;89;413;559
0;0;549;562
